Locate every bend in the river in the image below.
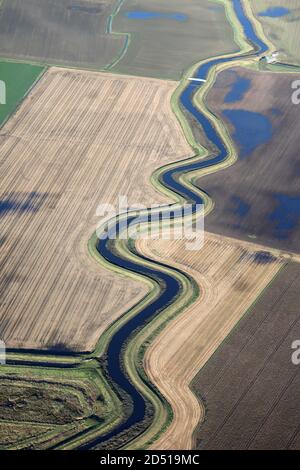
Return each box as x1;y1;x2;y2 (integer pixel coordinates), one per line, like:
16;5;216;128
86;0;269;449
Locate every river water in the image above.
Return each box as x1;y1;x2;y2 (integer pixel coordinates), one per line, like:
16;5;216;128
84;0;269;449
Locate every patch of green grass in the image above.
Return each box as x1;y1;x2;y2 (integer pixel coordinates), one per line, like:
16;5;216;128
0;380;90;425
0;422;52;449
0;364;123;450
0;60;44;127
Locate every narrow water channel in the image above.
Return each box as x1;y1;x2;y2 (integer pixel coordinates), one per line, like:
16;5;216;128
85;0;268;449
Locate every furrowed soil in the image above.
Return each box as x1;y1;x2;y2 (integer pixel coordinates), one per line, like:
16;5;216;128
193;261;300;450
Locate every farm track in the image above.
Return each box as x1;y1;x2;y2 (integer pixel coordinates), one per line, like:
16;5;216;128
1;0;298;451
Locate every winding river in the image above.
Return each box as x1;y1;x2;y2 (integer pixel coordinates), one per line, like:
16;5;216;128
85;0;269;449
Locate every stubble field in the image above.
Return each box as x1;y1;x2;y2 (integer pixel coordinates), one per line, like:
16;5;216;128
0;67;191;351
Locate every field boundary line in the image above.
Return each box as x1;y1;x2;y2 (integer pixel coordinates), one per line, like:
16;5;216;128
105;0;131;71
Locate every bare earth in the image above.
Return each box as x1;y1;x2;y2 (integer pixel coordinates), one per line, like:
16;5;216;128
0;67;191;351
199;67;300;253
193;261;300;450
140;234;283;449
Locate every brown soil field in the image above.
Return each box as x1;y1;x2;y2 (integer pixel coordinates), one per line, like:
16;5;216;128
139;233;283;449
0;0;125;69
192;261;300;450
0;67;191;351
198;67;300;254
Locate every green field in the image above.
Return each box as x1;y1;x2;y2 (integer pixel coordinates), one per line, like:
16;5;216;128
111;0;238;80
0;60;44;127
252;0;300;65
0;361;122;450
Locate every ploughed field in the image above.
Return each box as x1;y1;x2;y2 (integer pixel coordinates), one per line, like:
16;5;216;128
0;0;125;69
139;233;283;449
0;67;191;351
197;67;300;254
193;261;300;450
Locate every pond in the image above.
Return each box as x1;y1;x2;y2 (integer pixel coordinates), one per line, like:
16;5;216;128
258;7;290;18
223;109;273;158
224;73;251;103
125;11;187;21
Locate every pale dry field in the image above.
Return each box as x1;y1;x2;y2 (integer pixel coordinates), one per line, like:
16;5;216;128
0;68;191;351
139;234;284;449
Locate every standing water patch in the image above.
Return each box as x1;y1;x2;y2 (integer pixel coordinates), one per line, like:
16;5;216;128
125;11;187;21
258;7;290;18
224;73;251;103
223;109;273;158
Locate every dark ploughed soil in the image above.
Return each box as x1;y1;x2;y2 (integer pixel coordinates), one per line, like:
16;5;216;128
193;262;300;450
198;67;300;254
